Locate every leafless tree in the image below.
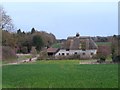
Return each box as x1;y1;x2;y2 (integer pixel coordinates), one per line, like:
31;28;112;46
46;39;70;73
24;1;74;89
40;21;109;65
0;6;14;31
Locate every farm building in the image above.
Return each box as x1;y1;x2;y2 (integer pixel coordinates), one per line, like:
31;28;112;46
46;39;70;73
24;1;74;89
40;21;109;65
47;47;59;56
55;49;97;59
55;33;98;59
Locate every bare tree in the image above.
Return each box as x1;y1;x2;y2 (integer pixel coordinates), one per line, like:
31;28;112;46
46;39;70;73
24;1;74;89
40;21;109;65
0;6;14;31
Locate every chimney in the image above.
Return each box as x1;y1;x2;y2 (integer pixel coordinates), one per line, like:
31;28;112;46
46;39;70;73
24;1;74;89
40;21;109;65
76;33;80;37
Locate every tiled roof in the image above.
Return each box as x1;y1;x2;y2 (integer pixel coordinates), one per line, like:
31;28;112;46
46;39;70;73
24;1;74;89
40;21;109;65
47;47;59;53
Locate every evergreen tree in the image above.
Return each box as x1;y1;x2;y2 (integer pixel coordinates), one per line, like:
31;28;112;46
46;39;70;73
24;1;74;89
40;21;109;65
31;28;36;34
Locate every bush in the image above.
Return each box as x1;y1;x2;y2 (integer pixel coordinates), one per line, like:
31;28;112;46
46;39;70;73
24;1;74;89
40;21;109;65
112;55;120;63
2;46;17;63
17;46;28;54
55;55;84;60
21;47;28;54
97;45;111;61
100;57;106;62
96;55;106;63
38;50;48;60
31;47;37;57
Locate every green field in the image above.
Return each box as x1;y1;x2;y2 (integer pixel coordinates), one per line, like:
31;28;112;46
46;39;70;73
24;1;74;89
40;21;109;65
2;60;118;88
96;42;111;46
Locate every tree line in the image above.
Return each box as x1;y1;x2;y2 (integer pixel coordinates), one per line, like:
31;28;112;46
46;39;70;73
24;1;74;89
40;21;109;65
2;28;56;53
0;6;56;54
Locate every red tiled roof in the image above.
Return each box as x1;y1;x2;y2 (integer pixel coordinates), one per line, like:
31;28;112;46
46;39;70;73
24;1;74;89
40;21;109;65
47;48;59;53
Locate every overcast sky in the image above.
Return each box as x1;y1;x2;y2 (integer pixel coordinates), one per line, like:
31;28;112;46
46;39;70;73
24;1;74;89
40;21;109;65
1;1;118;39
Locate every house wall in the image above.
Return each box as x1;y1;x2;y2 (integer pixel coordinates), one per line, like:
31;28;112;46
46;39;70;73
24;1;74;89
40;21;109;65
55;49;97;59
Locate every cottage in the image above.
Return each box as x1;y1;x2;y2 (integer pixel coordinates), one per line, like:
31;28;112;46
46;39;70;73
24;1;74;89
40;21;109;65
55;33;98;59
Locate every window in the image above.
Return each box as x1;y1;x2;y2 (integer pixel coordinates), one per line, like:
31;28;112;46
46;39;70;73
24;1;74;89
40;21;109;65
62;53;64;55
59;53;60;55
82;53;85;55
74;52;77;55
67;53;69;55
91;53;93;55
66;49;70;51
82;49;86;51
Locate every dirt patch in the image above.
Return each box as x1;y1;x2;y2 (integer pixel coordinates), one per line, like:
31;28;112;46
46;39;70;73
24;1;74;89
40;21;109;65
80;61;99;64
2;56;38;66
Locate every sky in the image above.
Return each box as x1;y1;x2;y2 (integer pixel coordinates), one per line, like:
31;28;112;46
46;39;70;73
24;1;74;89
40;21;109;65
1;1;118;39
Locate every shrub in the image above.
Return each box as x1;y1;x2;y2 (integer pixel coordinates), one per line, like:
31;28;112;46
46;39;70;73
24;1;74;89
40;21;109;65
31;47;37;57
17;46;28;54
55;55;65;60
38;50;48;60
21;47;28;54
2;46;17;62
55;54;86;60
97;45;111;61
112;55;120;63
100;56;106;62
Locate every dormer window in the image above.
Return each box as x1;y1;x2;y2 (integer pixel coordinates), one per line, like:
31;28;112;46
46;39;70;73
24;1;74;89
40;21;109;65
82;49;86;51
66;49;70;51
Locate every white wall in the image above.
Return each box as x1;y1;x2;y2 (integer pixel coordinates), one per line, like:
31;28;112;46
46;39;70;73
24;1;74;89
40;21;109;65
55;49;97;58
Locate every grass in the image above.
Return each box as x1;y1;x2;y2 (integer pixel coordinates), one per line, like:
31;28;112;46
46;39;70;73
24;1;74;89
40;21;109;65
17;55;32;61
96;42;111;46
2;60;118;88
52;43;61;48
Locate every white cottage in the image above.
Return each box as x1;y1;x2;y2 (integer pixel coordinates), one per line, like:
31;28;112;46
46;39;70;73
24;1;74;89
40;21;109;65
55;49;97;59
55;33;98;59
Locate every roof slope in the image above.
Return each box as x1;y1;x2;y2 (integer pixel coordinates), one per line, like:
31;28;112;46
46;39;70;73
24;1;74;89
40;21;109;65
47;47;59;53
63;34;98;50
